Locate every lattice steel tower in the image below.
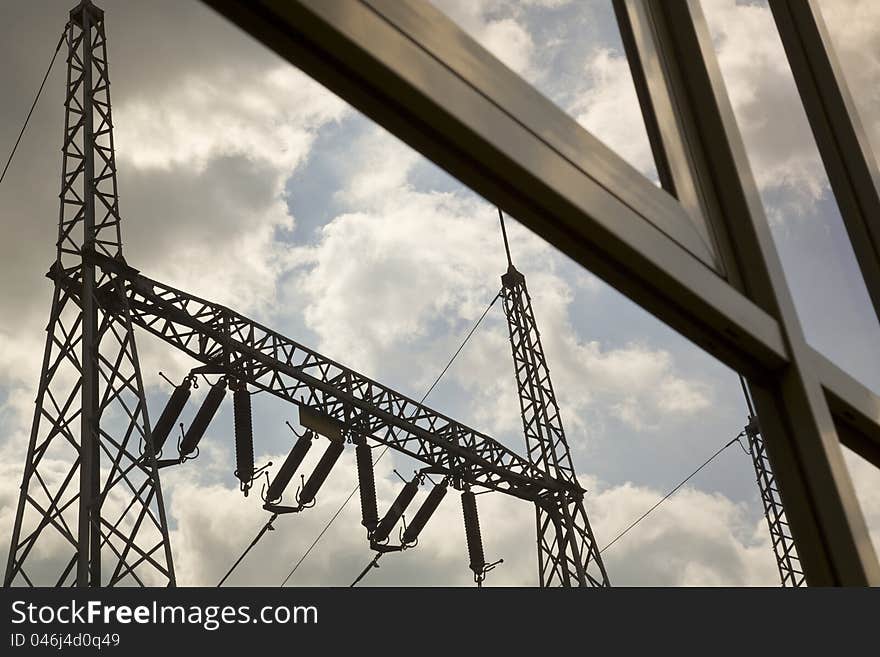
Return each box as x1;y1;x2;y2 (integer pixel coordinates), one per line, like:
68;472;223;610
740;381;804;587
498;213;609;587
4;0;175;587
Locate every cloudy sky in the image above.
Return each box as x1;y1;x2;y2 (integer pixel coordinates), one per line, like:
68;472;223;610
1;0;879;586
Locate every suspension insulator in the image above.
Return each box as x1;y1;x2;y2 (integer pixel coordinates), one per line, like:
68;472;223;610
402;480;447;545
298;439;345;506
266;430;314;503
179;379;227;456
461;490;486;576
150;378;191;454
233;384;254;484
372;479;419;543
356;441;378;532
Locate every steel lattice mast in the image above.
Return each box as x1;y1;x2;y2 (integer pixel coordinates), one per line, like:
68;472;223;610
740;379;805;587
4;0;174;587
497;214;609;587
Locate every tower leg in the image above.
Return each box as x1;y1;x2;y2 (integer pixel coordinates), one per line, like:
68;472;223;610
746;417;805;587
4;1;174;587
501;260;609;587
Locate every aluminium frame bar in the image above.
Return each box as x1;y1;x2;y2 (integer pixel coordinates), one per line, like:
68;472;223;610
614;0;878;585
768;0;880;325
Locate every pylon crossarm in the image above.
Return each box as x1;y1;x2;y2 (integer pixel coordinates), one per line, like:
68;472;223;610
72;254;570;503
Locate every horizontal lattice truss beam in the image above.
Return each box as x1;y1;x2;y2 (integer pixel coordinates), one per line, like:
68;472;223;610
196;0;880;584
51;254;570;502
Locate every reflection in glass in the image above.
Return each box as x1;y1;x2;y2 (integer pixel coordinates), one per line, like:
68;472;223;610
701;0;880;393
817;0;880;161
428;0;659;181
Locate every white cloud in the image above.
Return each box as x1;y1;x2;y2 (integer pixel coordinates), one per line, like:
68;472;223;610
584;475;778;586
700;0;828;219
130;443;776;586
816;0;880;157
569;48;656;177
114;66;348;315
7;0;860;589
567;0;880;226
429;0;538;79
116;67;346;174
288;127;712;442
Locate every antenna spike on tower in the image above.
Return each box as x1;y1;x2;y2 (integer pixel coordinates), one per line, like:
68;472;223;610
498;208;514;269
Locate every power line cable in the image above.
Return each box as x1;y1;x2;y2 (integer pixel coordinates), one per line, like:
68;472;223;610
349;421;748;585
217;514;277;587
247;291;500;587
599;433;745;554
351;210;512;587
280;291;500;587
280;291;501;587
350;552;383;587
0;26;67;187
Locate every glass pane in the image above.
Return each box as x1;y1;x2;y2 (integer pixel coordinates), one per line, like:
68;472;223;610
701;0;880;394
428;0;659;180
3;0;856;588
842;446;880;559
817;0;880;160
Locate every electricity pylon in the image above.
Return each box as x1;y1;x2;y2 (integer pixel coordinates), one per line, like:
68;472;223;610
4;0;175;587
740;379;805;587
498;212;610;587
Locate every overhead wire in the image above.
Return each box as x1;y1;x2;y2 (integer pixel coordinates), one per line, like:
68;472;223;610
12;16;770;589
279;290;501;587
349;391;751;582
279;290;500;587
216;514;277;587
350;210;516;588
212;290;501;587
600;374;758;555
599;433;746;554
224;205;756;583
0;26;67;187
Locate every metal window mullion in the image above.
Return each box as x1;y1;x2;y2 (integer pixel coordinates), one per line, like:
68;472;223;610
613;0;736;285
768;0;880;324
814;349;880;467
640;0;879;585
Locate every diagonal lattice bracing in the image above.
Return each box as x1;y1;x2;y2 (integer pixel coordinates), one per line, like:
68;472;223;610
745;417;805;587
4;1;174;587
500;262;609;587
58;253;571;503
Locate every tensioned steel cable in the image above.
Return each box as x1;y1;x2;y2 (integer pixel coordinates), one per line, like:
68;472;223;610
278;290;501;587
0;26;67;187
350;552;384;588
598;433;747;554
217;514;278;587
216;291;500;587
